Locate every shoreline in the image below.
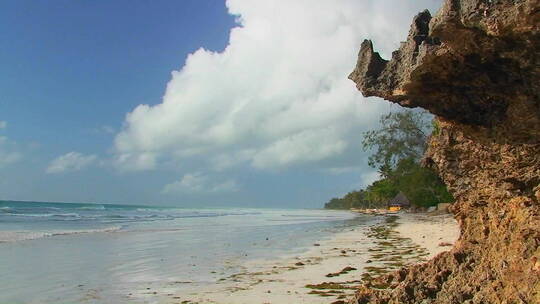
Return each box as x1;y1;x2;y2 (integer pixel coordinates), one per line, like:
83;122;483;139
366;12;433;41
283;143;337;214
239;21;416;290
161;212;459;304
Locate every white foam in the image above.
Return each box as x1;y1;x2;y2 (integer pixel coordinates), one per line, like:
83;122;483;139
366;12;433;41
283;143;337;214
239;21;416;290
0;226;121;243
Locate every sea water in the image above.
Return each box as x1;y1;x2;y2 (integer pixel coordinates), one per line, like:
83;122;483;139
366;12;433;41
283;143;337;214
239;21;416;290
0;200;371;303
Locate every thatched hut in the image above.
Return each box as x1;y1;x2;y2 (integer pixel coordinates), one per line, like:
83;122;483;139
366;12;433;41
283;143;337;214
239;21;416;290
388;192;410;211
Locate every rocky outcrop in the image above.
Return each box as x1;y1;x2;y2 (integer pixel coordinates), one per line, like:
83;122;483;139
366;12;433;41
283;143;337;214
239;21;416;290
348;0;539;303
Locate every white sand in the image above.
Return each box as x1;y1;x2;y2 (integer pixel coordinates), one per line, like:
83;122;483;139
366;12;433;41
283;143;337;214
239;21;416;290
164;213;460;304
395;213;460;259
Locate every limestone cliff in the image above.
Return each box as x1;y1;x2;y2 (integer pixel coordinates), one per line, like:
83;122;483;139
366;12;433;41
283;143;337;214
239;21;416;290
348;0;540;303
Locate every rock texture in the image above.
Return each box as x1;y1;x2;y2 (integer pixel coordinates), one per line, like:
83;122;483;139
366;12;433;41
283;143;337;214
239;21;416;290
348;0;540;303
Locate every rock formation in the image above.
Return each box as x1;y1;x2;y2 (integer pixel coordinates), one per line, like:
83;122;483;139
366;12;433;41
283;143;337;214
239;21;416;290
348;0;539;303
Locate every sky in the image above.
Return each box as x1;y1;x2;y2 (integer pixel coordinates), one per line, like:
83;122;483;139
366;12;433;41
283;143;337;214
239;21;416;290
0;0;442;208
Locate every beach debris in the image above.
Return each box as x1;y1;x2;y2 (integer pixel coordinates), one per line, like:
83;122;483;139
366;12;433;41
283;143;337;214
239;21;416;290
308;290;345;297
326;266;358;277
358;215;431;289
305;282;355;290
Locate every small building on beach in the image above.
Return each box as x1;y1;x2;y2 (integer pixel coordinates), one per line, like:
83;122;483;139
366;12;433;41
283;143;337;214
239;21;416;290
388;192;410;211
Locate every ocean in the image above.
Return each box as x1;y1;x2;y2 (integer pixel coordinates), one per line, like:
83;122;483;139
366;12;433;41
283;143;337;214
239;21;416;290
0;200;370;303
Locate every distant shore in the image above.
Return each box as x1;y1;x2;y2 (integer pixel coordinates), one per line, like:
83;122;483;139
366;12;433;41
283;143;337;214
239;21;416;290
170;212;459;304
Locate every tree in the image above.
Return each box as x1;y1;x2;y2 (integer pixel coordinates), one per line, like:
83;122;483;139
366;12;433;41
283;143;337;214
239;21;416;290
362;110;453;208
391;158;453;207
324;190;369;210
324;198;348;209
364;179;398;207
362;111;431;176
324;109;453;210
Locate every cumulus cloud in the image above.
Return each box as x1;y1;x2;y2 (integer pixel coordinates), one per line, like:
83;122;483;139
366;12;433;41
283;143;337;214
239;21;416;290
162;173;239;194
46;152;97;174
0;121;7;129
114;0;442;173
0;136;21;168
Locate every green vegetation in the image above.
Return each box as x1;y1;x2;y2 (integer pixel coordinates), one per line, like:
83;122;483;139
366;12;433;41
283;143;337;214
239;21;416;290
324;190;370;210
325;110;453;210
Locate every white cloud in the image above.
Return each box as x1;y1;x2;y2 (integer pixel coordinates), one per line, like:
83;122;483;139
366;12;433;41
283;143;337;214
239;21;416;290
114;0;442;172
0;152;20;168
0;136;21;168
46;152;97;174
162;173;239;194
360;171;381;187
326;166;363;175
251;127;347;169
0;123;21;168
114;152;157;171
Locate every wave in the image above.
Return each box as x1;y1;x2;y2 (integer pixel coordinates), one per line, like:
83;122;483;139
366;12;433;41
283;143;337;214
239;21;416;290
0;206;12;213
78;205;106;210
2;212;81;219
43;206;61;210
0;226;121;243
281;214;338;218
135;208;157;212
0;203;266;227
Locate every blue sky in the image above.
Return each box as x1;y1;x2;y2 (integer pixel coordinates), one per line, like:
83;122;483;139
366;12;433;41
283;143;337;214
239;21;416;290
1;1;235;152
0;0;442;208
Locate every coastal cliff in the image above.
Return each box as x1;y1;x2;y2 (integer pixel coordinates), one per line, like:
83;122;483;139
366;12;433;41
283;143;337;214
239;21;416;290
348;0;540;303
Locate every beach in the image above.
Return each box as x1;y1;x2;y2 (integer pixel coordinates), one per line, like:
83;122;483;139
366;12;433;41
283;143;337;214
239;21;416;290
0;201;459;304
173;212;460;304
0;202;365;304
395;213;460;260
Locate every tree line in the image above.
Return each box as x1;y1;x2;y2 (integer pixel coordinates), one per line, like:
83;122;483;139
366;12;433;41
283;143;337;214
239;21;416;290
325;110;453;210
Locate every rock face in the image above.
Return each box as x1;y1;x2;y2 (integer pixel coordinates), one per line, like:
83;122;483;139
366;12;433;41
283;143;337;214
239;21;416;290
348;0;539;303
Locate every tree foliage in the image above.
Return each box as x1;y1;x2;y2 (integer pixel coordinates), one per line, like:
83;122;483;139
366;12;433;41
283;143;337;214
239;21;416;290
325;110;453;210
390;158;453;208
362;111;430;177
324;190;367;210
